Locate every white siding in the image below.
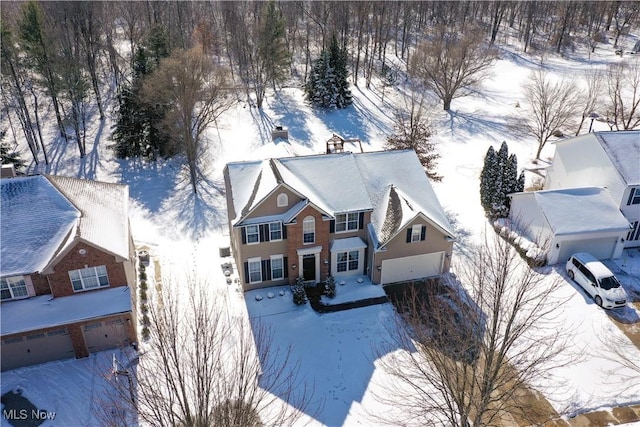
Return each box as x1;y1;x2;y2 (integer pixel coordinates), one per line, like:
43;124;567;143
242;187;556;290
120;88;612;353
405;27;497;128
509;193;553;248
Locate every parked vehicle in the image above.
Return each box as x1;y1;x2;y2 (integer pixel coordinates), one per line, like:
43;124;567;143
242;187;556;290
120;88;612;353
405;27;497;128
566;253;627;309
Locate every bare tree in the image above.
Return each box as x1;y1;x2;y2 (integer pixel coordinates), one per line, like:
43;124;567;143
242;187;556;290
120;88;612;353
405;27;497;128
375;233;572;426
521;69;582;160
606;58;640;131
143;47;233;193
96;278;313;427
384;93;441;182
575;69;604;136
410;25;496;111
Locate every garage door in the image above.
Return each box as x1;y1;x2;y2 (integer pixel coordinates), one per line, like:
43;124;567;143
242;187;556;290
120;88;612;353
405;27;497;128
1;328;75;371
380;252;444;285
557;237;618;263
83;318;128;353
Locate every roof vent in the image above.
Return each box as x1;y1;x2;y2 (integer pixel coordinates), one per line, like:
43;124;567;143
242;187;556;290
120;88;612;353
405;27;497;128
271;126;288;141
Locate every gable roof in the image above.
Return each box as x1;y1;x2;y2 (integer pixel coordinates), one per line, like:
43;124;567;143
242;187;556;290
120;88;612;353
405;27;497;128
553;131;640;186
225;150;455;245
511;187;630;236
1;176;80;277
594;131;640;186
1;175;130;277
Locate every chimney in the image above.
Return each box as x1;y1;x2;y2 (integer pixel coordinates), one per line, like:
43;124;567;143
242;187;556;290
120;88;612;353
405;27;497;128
271;126;288;141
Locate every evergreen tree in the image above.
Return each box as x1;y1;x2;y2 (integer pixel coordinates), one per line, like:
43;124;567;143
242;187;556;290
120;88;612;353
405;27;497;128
0;130;26;172
258;1;289;91
480;142;524;219
480;146;498;212
112;26;171;159
305;35;352;109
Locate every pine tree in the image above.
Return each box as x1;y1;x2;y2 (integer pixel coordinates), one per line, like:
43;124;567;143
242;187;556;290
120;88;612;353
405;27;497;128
305;35;352;109
0;130;26;172
258;1;289;91
480;146;498;212
112;26;171;159
480;142;524;219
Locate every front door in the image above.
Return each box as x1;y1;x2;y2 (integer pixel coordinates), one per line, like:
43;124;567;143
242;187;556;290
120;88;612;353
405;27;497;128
302;254;316;282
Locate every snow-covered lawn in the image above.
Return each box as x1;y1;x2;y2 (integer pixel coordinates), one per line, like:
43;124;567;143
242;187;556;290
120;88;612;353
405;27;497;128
2;34;640;426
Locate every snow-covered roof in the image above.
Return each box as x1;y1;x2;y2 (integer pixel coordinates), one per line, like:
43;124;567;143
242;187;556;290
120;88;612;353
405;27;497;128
1;176;80;277
46;175;130;260
0;286;132;336
0;175;130;277
225;150;454;246
594;131;640;186
515;187;630;236
330;237;367;252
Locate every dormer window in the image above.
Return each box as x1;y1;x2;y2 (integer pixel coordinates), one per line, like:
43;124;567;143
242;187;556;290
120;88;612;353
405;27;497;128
277;193;288;207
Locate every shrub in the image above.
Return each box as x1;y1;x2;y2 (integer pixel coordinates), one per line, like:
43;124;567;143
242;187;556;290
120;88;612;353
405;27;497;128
292;285;307;305
324;276;336;298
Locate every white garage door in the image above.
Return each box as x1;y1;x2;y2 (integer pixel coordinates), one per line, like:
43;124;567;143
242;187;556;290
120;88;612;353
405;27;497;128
83;318;128;353
557;237;618;263
380;252;444;285
1;328;75;371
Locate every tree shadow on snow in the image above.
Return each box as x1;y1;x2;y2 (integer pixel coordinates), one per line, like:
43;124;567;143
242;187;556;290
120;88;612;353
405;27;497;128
115;157;182;213
156;171;227;241
263;91;315;147
446;109;511;141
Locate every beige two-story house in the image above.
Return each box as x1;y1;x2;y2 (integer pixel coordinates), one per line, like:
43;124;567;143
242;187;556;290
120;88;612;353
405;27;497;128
224;149;455;291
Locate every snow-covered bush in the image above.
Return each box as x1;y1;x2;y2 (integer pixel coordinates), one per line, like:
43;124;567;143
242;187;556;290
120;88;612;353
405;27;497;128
292;285;307;305
324;276;336;298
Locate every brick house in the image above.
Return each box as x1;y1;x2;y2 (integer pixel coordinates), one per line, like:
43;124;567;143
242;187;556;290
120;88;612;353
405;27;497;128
1;175;137;371
224;149;455;291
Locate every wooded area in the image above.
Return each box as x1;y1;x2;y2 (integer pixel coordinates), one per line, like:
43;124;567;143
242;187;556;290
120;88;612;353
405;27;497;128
1;1;639;182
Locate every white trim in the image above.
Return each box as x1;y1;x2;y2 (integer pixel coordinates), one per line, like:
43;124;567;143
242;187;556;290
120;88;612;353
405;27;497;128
277;193;289;207
270;255;284;280
296;246;322;256
411;224;422;242
334;212;359;233
303;216;315;244
69;266;110;293
1;276;29;301
298;252;320;283
269;222;283;242
247;257;262;284
245;224;260;245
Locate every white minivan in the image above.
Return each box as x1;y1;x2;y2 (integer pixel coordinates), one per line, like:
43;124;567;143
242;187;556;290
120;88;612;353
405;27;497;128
566;252;627;309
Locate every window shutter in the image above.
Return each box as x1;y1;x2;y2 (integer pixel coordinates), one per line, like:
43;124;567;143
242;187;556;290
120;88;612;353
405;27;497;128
420;225;426;241
627;188;636;206
284;257;288;278
262;260;269;281
282;224;287;239
406;228;412;243
241;227;247;244
330;220;335;233
259;224;270;242
359;212;365;229
244;262;249;283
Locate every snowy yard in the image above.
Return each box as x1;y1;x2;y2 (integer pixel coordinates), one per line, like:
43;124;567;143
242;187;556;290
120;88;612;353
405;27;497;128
3;30;640;426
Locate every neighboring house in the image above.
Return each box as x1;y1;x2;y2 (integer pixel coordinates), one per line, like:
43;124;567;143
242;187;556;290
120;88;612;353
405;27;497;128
224;149;455;291
544;131;640;248
1;175;137;371
509;187;630;264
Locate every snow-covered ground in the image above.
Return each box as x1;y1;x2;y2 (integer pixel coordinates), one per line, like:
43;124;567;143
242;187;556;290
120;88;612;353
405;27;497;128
2;32;640;426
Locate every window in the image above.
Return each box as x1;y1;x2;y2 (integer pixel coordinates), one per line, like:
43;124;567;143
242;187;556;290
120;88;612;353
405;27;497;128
627;188;640;205
248;259;262;284
277;193;289;207
1;276;28;300
335;212;359;232
271;256;284;280
336;251;359;272
245;225;259;244
69;266;109;291
269;222;282;241
411;224;422;242
303;216;315;244
628;221;640;242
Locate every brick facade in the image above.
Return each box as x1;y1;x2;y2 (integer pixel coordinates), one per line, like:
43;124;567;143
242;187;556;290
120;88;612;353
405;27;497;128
29;274;51;296
47;242;130;297
286;205;331;285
